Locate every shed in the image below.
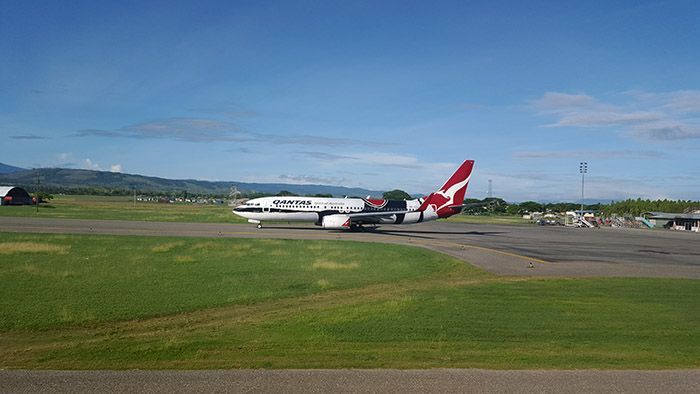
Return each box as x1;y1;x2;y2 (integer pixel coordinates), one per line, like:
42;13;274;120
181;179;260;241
0;186;33;206
645;211;700;233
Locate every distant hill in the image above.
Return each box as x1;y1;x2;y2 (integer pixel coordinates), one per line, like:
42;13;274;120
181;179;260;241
0;167;384;197
0;162;26;174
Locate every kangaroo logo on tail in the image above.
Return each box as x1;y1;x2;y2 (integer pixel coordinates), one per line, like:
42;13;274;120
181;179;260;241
419;160;474;218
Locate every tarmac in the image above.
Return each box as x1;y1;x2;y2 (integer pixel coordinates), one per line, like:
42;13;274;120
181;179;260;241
2;369;699;393
1;216;699;392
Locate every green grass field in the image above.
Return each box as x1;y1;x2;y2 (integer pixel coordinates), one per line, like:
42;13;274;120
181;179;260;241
1;232;698;369
0;194;244;223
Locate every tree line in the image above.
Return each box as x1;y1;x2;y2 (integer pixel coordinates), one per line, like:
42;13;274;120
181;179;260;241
601;199;700;216
462;197;699;216
19;185;700;215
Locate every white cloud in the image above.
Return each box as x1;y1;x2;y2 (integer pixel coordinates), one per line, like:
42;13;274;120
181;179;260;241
297;151;455;170
476;170;677;202
547;111;661;128
58;152;73;162
76;117;384;147
10;134;49;140
661;90;700;113
110;164;122;173
278;174;347;185
289;151;459;192
632;121;700;140
351;152;422;168
76;118;248;142
530;92;598;111
83;158;101;170
531;90;700;140
514;150;665;160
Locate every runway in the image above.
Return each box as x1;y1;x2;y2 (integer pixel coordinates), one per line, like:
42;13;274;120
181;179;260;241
2;369;699;393
1;216;698;278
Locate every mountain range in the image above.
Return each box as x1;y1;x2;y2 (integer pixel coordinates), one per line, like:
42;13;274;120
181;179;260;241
0;162;26;174
0;163;383;197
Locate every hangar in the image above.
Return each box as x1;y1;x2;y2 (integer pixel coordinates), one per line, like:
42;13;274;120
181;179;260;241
645;211;700;233
0;186;34;206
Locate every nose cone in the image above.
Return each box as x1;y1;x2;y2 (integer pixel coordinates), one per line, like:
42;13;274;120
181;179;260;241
232;205;249;217
232;199;258;218
232;200;250;212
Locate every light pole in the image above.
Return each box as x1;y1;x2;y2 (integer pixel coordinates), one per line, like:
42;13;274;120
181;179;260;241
579;162;588;216
35;172;41;213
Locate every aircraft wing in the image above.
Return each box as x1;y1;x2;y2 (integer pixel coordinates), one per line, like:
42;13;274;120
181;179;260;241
346;210;411;218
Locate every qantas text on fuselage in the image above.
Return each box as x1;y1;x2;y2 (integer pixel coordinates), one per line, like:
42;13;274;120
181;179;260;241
233;160;475;230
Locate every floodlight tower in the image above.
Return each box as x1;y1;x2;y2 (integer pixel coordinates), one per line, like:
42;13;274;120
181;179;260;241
579;162;588;216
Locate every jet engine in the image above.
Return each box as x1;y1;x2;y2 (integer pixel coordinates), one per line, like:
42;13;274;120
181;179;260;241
321;214;351;229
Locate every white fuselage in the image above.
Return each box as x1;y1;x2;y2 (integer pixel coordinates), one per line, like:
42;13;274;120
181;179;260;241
232;159;474;230
233;196;429;227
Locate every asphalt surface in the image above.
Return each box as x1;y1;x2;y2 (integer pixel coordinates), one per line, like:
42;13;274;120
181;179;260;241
1;216;698;278
2;216;699;392
2;369;699;393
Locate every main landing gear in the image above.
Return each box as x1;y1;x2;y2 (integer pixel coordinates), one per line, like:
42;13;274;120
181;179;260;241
349;223;378;232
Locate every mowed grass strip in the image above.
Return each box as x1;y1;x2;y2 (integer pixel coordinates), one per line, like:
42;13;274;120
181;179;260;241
1;232;698;369
0;194;244;223
279;278;700;369
0;233;468;330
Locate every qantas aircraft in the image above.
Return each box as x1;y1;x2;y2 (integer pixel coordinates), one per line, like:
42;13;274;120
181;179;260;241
233;160;474;230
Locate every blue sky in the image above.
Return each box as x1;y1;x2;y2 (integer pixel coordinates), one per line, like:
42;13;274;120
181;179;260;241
2;0;699;201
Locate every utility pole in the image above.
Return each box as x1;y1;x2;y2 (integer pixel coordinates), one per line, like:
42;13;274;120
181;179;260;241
35;172;40;213
579;162;588;216
487;179;493;199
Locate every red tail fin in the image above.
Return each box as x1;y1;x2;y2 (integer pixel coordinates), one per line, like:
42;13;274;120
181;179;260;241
419;160;474;218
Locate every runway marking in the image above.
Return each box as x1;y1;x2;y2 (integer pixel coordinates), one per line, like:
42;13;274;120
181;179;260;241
212;231;258;235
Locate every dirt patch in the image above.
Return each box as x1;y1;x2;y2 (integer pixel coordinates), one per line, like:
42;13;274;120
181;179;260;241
317;278;331;289
151;242;183;253
191;241;217;250
0;242;69;254
312;260;360;270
